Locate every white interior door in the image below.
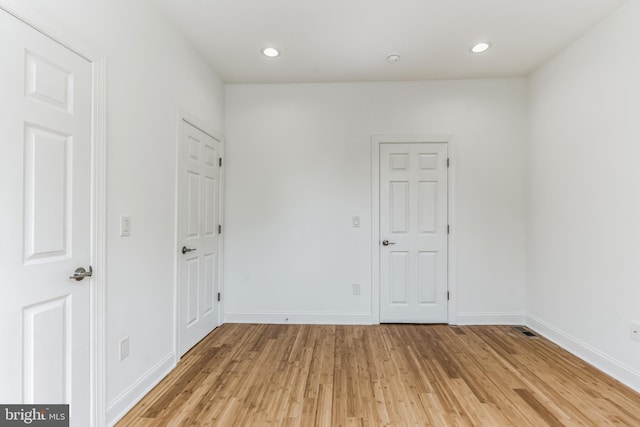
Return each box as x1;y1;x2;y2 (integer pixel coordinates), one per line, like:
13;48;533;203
379;143;448;323
0;8;93;424
178;120;221;356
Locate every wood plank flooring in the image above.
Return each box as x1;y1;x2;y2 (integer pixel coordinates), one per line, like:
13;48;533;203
117;324;640;426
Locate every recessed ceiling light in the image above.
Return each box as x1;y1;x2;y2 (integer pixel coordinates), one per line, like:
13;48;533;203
470;42;491;54
262;47;280;58
386;53;400;63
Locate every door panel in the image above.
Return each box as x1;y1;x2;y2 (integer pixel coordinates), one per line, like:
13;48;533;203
23;125;72;262
418;182;437;233
187;172;200;237
418;252;437;303
204;177;216;236
0;9;92;425
203;253;215;314
390;252;409;304
178;121;220;356
25;51;74;112
380;143;448;323
390;181;409;233
23;296;71;403
186;257;200;326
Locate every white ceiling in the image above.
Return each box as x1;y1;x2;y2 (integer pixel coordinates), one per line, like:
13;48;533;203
149;0;627;83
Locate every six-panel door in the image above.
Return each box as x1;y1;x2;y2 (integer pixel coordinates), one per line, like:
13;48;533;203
380;143;448;323
178;120;221;356
0;9;93;425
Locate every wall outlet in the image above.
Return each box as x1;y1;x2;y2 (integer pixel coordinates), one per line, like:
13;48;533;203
631;323;640;342
353;284;360;295
119;337;130;360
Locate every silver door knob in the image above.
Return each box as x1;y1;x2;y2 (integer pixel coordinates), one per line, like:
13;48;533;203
382;240;396;246
69;266;92;281
182;246;197;254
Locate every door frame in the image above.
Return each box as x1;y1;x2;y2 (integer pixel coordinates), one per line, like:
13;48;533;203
0;1;107;426
371;135;457;325
173;109;225;361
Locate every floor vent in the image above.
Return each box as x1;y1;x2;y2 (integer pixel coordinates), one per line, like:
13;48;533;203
514;326;538;338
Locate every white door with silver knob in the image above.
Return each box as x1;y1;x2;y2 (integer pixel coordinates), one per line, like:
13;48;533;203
177;120;222;356
379;143;448;323
0;9;93;424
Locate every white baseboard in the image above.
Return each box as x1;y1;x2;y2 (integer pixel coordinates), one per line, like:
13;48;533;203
454;312;525;325
106;352;175;426
224;312;374;325
225;311;527;326
526;314;640;393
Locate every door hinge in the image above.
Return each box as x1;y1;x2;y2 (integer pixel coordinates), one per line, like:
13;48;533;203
447;158;450;167
219;157;223;167
447;291;450;301
447;225;450;234
218;225;222;234
217;292;221;302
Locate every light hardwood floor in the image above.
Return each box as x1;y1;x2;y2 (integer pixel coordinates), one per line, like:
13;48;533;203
117;324;640;426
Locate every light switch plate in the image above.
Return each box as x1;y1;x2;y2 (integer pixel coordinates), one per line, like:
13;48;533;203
119;337;130;360
120;216;131;237
352;216;360;228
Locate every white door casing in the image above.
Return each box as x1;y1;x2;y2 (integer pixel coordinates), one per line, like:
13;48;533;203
379;142;448;323
0;7;93;425
177;119;221;356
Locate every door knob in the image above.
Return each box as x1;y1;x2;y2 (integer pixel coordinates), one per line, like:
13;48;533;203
382;240;396;246
69;266;93;281
182;246;197;254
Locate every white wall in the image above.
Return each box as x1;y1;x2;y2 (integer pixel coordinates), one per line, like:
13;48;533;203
225;79;527;324
18;0;225;423
527;0;640;390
